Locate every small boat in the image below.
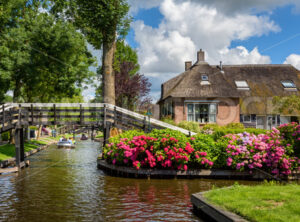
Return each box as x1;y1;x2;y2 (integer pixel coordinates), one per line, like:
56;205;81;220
80;134;88;140
57;141;75;149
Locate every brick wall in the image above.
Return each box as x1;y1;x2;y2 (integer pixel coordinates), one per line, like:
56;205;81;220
216;98;240;126
171;97;240;125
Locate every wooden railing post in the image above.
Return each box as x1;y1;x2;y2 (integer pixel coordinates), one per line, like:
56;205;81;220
91;125;94;141
15;128;21;169
80;104;83;125
15;127;25;170
103;104;107;128
31;104;34;125
53;104;57;126
18;104;22;126
2;105;5;130
114;106;117;127
103;121;111;146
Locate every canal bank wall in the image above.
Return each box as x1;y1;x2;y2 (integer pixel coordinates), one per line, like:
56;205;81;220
97;159;270;180
191;191;248;222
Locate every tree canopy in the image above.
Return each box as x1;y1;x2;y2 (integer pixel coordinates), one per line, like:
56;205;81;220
0;1;95;102
51;0;131;105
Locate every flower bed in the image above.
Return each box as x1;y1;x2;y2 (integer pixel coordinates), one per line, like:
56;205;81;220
103;123;300;177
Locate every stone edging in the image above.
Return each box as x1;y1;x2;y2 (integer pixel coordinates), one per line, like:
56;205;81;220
97;159;268;180
191;191;248;222
0;141;56;168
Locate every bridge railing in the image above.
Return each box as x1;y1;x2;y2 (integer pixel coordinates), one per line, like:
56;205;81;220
3;103;196;136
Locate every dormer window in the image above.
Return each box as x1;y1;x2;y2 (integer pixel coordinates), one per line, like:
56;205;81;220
281;80;296;89
201;75;208;81
235;81;249;90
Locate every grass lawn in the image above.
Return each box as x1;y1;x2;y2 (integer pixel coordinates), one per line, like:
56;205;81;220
204;183;300;222
0;143;39;161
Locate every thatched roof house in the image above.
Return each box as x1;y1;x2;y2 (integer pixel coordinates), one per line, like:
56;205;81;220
158;50;300;129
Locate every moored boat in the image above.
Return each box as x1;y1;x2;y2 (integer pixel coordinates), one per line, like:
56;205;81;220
57;141;75;149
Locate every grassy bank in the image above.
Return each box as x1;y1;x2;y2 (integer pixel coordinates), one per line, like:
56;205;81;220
0;143;39;161
204;183;300;222
0;137;60;162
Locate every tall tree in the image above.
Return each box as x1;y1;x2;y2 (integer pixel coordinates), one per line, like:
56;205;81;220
115;61;151;110
51;0;131;105
0;1;95;102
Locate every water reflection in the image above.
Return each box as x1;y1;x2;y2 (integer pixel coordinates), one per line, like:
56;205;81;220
0;141;257;222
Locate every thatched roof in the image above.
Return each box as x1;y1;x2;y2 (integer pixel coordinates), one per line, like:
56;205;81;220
160;63;300;102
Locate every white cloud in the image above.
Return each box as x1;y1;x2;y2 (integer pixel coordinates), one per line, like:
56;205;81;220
134;0;277;71
131;0;285;101
284;54;300;70
128;0;300;15
219;47;271;64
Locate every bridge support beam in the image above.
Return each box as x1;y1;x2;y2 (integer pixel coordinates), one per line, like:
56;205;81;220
15;128;25;169
103;122;111;146
91;125;94;141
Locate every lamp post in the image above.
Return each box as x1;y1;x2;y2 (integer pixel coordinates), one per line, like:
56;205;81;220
146;109;152;132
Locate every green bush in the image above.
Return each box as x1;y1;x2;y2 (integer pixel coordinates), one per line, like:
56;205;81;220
202;124;221;131
225;123;245;129
177;121;201;133
1;131;10;141
212;128;267;141
149;128;189;149
161;116;176;126
108;130;144;144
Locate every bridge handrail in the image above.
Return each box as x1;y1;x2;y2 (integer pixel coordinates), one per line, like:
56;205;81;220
4;103;196;136
104;103;196;136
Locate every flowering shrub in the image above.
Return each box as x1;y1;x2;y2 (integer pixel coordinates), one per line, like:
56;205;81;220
278;122;300;156
103;129;213;170
225;128;299;176
103;123;300;177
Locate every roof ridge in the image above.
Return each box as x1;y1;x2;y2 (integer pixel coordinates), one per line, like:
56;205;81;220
211;64;292;67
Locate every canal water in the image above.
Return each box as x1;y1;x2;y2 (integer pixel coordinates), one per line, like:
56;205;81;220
0;141;255;221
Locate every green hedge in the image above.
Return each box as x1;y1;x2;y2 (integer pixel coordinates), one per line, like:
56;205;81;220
211;128;268;141
1;131;10;141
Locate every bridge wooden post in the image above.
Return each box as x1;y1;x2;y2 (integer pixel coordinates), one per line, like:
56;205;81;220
91;125;94;141
103;121;111;146
30;104;34;125
15;105;25;170
80;104;83;125
53;104;57;126
2;105;5;131
114;106;117;127
15;128;25;170
103;105;107;129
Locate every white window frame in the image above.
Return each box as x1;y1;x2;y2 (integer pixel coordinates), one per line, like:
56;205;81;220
235;80;250;90
281;80;296;88
187;103;217;123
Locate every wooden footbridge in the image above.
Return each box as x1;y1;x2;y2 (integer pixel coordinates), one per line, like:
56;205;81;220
0;103;195;169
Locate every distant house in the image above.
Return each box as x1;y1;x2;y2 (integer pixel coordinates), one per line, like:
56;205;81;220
158;50;300;129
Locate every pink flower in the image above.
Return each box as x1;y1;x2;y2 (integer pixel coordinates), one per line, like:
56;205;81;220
183;165;188;171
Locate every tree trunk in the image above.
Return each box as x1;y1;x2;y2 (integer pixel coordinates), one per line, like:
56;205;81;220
102;40;116;105
36;125;42;140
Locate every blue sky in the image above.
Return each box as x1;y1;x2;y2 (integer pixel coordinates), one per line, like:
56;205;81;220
85;0;300;102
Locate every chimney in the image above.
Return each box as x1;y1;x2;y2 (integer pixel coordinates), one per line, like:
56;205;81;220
185;61;192;71
197;49;205;62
